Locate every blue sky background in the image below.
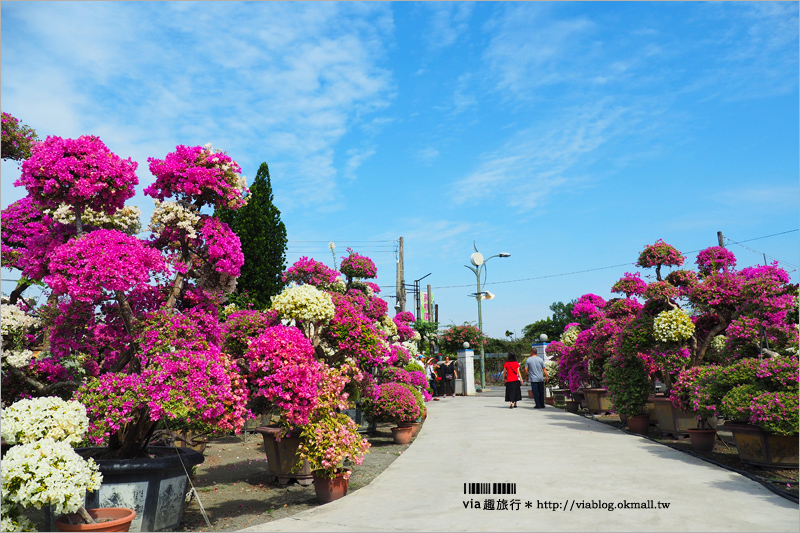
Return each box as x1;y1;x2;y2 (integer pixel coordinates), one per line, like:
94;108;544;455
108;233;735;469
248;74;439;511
2;1;798;340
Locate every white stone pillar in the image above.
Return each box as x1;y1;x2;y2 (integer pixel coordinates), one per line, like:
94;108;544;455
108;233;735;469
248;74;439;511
457;348;476;396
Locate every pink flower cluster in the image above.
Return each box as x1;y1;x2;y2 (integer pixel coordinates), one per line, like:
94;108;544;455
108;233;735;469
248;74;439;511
145;144;248;210
572;294;606;321
243;326;323;426
611;272;647;298
17;135;138;214
199;217;244;277
636;239;685;269
46;229;169;302
0;197;53;272
282;256;340;286
340;249;377;279
696;246;737;275
393;312;417;342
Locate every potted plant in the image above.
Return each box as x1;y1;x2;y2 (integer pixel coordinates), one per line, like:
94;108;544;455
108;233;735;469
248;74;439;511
603;353;653;435
684;357;798;467
363;382;421;445
669;365;721;451
1;397;135;532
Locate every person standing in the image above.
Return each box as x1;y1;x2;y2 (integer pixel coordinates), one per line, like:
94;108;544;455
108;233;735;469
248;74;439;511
441;355;458;397
503;352;523;409
425;357;440;400
524;348;548;409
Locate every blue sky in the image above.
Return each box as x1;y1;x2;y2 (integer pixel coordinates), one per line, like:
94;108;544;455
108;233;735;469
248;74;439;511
2;1;798;339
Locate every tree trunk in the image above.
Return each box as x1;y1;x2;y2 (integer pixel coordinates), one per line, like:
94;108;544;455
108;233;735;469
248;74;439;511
8;278;32;305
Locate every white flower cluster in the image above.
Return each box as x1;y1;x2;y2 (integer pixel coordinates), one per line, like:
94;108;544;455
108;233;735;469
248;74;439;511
148;200;201;240
2;349;34;369
653;309;695;343
1;498;36;532
376;315;398;340
46;204;142;234
1;438;102;515
402;340;420;358
1;397;89;445
711;335;727;352
0;304;40;337
406;359;424;372
271;284;335;324
560;325;580;347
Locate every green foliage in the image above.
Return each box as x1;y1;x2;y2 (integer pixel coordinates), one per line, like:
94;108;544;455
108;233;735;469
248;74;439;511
1;112;39;161
603;355;652;418
521;300;577;341
216;162;287;309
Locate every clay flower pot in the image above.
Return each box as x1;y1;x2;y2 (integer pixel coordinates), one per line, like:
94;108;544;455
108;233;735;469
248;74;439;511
687;428;717;452
627;414;650;435
312;469;350;504
55;508;136;532
391;426;414;445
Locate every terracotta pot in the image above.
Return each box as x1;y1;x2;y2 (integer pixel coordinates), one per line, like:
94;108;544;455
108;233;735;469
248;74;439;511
627;414;650;435
55;508;136;532
391;426;414;445
527;389;534;399
565;400;580;414
255;426;314;486
544;397;556;406
687;428;717;453
725;422;799;469
312;470;350;504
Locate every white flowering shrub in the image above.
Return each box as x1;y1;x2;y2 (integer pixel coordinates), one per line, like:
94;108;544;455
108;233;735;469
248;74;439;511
653;309;695;343
2;349;34;369
46;204;142;234
1;438;102;515
402;340;420;358
560;325;580;347
147;199;201;240
711;335;726;351
1;498;36;532
1;304;40;338
376;315;399;339
271;284;335;324
1;397;89;445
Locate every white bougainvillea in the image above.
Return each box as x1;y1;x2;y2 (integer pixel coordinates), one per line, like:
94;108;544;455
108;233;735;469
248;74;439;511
0;304;40;338
2;349;34;369
46;204;142;234
1;438;102;515
147;199;201;240
654;309;695;343
271;284;335;324
1;397;89;445
560;325;580;347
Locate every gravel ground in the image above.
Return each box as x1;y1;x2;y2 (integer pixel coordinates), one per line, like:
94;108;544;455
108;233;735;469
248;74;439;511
176;422;412;532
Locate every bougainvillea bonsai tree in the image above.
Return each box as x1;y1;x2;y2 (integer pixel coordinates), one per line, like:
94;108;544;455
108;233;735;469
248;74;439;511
1;133;252;459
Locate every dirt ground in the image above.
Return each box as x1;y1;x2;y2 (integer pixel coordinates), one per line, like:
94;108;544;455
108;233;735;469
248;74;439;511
176;422;409;532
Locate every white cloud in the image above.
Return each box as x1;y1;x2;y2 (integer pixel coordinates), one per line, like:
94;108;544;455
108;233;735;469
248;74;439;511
344;147;376;180
425;1;475;49
417;147;440;164
0;2;396;213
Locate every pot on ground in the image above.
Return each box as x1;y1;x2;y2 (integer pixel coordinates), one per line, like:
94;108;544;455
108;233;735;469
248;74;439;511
391;426;414;445
544;397;556;406
55;508;136;532
581;388;612;415
564;400;580;414
255;426;314;486
312;469;350;504
724;423;798;469
627;414;650;435
687;428;717;452
45;447;203;532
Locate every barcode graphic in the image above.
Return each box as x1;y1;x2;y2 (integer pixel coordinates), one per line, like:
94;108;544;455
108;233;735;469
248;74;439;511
464;483;516;495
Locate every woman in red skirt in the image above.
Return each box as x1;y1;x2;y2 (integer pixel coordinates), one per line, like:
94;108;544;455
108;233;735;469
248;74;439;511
503;352;523;408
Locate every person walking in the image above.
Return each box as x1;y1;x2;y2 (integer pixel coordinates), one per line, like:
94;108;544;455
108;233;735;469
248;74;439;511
524;348;548;409
440;355;458;397
425;357;440;400
503;352;523;408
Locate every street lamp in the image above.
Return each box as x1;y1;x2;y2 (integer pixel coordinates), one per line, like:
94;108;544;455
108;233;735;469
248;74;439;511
464;242;510;390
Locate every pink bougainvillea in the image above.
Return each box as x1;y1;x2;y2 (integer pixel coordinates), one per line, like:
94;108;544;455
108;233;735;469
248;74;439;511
145;144;248;210
340;249;377;279
282;256;340;286
243;326;323;426
16;135;138;214
611;272;647;298
0;196;53;272
572;294;606;322
696;246;737;275
198;216;244;277
45;229;169;302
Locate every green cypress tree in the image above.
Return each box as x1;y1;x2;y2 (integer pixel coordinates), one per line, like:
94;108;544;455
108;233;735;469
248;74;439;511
216;162;287;309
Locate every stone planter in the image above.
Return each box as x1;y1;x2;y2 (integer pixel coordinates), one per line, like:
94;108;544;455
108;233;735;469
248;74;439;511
651;397;716;438
581;388;612;415
46;447;203;532
725;423;799;469
255;426;314;486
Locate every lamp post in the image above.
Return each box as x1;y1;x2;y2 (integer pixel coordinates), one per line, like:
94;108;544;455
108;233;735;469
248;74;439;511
464;242;510;390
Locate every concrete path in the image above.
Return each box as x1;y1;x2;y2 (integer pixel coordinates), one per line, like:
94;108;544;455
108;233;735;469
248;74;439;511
241;391;799;532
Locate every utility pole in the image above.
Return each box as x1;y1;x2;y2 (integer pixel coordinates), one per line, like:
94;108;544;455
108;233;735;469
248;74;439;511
426;284;433;323
395;237;406;312
717;231;725;248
